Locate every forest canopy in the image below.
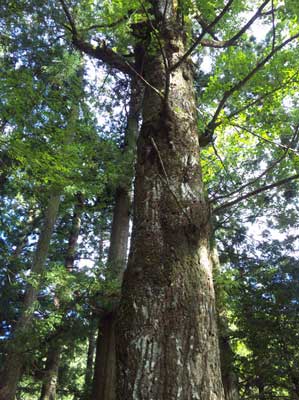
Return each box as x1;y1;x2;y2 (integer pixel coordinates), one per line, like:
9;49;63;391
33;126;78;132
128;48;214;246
0;1;299;399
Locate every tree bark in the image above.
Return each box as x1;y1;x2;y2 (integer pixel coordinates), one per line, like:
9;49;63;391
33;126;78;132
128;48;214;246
39;343;61;400
65;193;84;272
211;248;239;400
116;5;224;398
219;336;239;400
91;76;142;400
39;195;83;400
91;184;131;400
106;186;131;279
0;192;61;400
92;312;117;400
81;326;97;399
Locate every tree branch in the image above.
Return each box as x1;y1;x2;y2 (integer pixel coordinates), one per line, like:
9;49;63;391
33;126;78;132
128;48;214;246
195;15;220;41
169;0;234;72
271;0;276;51
223;72;299;122
58;0;78;35
199;39;236;48
58;0;133;75
232;123;299;156
80;13;134;32
214;173;299;214
72;37;133;75
220;0;271;46
201;31;299;145
199;0;272;49
211;149;288;202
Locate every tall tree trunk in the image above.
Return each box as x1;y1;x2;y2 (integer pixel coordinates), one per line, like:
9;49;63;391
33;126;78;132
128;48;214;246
39;194;83;400
0;151;13;195
39;343;61;400
91;76;142;400
106;186;131;279
81;326;97;399
0;192;61;400
92;311;117;400
211;248;239;400
116;5;224;398
0;209;40;330
257;380;266;400
12;208;40;259
219;336;239;400
91;189;131;400
65;193;83;272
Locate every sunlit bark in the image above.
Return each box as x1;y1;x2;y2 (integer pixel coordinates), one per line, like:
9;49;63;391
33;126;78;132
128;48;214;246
116;3;224;398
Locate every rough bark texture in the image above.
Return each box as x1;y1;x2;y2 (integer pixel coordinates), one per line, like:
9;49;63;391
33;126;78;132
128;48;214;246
0;192;61;400
92;76;142;400
116;4;224;399
82;326;97;398
219;337;239;400
92;186;130;400
92;312;117;400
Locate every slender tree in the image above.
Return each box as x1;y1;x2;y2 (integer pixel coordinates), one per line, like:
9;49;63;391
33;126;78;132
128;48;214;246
0;191;61;400
92;75;142;400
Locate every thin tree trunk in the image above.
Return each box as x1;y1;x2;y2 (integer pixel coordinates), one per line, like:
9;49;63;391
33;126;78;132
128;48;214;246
92;312;117;400
65;193;84;272
39;194;83;400
82;326;97;397
0;151;13;195
39;343;61;400
219;336;240;400
12;209;39;259
290;375;299;400
116;5;224;398
106;187;131;279
91;188;131;400
212;248;239;400
0;192;61;400
91;76;142;400
0;209;40;329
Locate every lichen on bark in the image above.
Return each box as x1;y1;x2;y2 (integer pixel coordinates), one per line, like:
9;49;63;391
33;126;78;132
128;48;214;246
116;4;225;398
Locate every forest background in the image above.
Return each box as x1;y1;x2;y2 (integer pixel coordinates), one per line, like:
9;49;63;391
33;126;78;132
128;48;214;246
1;0;299;399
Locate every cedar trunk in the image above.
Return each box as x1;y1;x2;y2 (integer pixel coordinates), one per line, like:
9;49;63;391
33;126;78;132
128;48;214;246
92;311;117;400
92;76;141;400
219;337;239;400
39;343;61;400
212;248;239;400
0;192;60;400
116;5;224;399
92;188;130;400
81;326;97;399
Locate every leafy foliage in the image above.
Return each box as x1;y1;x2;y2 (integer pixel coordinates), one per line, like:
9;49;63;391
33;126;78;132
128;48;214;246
1;0;299;398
